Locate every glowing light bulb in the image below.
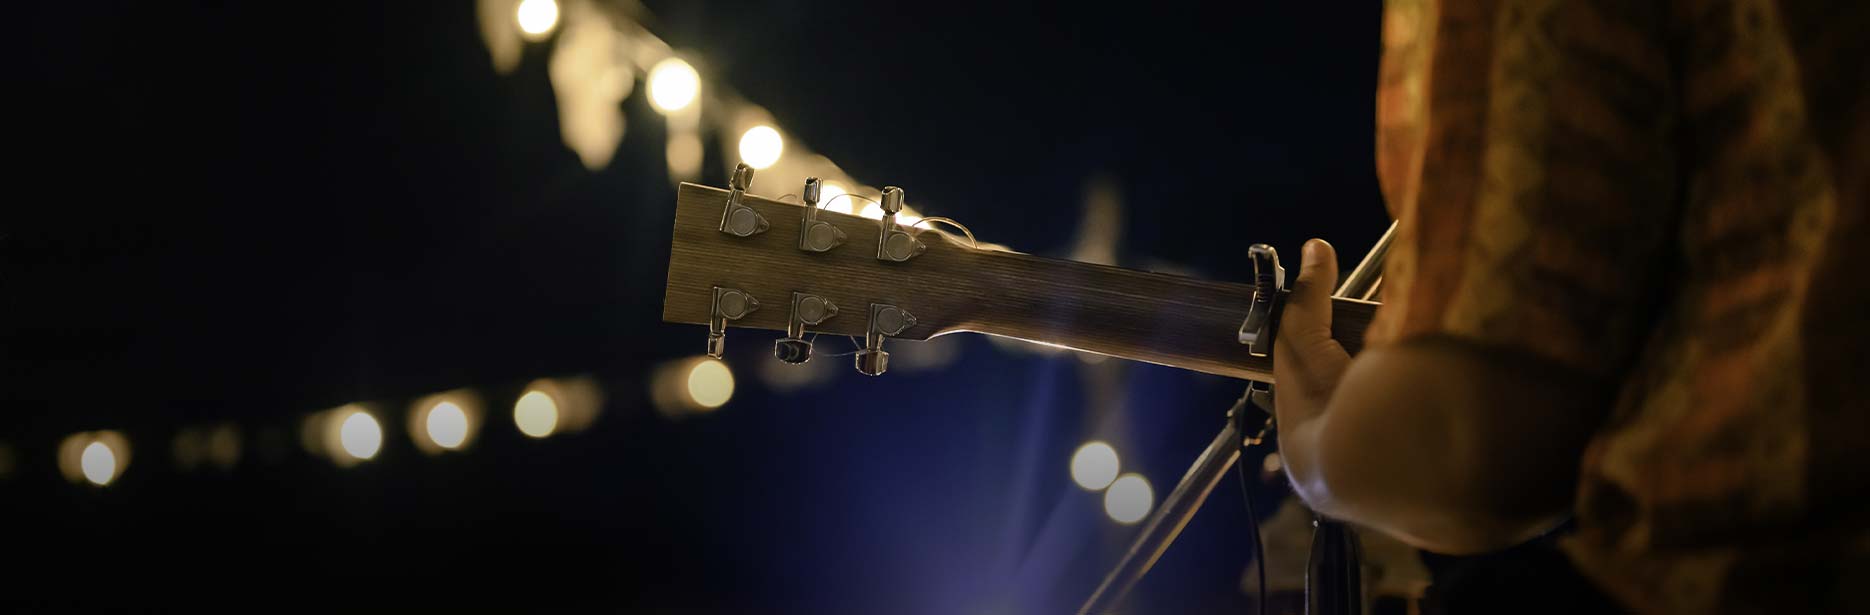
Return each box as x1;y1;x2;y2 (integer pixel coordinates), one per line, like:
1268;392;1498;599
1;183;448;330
514;390;560;438
1070;441;1120;490
80;441;117;486
648;58;700;113
338;411;382;460
737;125;784;170
685;359;735;410
427;402;469;449
515;0;559;39
1104;473;1154;524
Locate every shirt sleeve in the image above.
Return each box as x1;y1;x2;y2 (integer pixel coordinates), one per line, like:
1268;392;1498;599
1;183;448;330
1366;0;1681;378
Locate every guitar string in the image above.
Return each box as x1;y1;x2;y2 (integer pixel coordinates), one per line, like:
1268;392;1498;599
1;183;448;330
909;217;978;247
816;193;981;249
803;332;866;357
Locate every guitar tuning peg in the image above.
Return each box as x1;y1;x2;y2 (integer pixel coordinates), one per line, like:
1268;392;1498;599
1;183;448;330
730;163;753;191
718;163;769;238
707;286;760;358
875;186;926;262
798;177;847;253
774;292;838;364
854;303;916;376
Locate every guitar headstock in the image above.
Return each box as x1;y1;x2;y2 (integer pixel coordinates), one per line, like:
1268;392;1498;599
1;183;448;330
663;164;985;376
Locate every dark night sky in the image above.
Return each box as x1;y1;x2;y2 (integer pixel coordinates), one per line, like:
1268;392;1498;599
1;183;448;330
6;1;1388;611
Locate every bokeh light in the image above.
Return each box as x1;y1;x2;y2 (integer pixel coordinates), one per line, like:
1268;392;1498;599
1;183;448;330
686;358;735;409
58;431;131;486
1104;473;1155;524
514;377;603;437
515;0;559;39
737;125;784;170
819;182;851;214
80;441;117;486
652;357;738;418
337;410;383;461
408;391;485;454
172;427;206;472
1070;441;1120;491
648;57;700;113
205;422;241;470
515;390;560;438
666;132;704;180
426;402;469;449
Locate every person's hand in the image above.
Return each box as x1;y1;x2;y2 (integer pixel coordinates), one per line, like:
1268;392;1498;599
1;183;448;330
1273;239;1352;430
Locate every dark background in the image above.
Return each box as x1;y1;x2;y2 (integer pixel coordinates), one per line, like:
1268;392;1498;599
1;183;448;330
5;1;1391;611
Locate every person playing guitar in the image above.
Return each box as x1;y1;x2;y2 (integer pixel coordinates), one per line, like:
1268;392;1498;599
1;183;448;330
1271;1;1868;613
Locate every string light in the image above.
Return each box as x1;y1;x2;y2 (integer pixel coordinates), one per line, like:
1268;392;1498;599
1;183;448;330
514;377;603;437
18;7;962;487
80;442;117;486
58;431;130;486
666;132;704;180
1104;473;1155;524
648;58;700;113
337;409;383;461
408;391;486;454
515;0;560;39
652;357;736;418
1070;441;1120;491
737;125;784;170
514;390;560;438
426;402;470;449
205;422;241;470
819;182;852;214
686;358;735;410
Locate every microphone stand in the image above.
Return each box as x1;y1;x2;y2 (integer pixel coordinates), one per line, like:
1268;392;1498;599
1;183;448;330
1076;223;1394;614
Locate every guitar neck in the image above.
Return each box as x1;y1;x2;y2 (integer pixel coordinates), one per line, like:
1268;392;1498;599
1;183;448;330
661;182;1377;382
936;247;1376;382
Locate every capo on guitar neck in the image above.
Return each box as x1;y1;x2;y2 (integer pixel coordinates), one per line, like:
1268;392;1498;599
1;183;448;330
1237;243;1288;358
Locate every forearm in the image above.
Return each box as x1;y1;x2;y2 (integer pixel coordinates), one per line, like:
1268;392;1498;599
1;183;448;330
1277;337;1607;554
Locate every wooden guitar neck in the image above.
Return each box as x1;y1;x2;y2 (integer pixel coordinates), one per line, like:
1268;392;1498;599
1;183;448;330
663;182;1377;382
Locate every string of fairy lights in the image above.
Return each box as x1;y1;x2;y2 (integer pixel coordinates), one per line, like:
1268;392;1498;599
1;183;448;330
5;0;1159;529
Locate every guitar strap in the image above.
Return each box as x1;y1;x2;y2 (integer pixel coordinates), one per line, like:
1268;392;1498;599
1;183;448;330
1307;518;1366;615
1247;384;1365;615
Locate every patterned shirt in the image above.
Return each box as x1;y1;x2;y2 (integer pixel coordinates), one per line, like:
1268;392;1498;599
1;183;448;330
1366;0;1868;612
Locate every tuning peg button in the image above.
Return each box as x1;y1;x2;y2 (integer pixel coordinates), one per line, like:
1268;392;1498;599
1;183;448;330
799;177;847;253
730;164;753;191
719;163;769;238
854;303;915;376
875;186;925;262
775;292;838;364
871;304;915;335
774;339;812;364
707;287;760;358
854;349;890;376
879;186;904;215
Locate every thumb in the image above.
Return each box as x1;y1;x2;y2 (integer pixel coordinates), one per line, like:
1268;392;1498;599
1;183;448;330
1284;239;1338;338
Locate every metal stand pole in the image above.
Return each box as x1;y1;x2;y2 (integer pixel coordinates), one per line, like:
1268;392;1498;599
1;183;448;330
1076;223;1396;615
